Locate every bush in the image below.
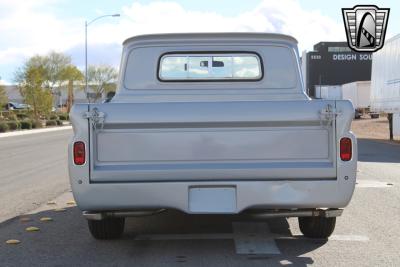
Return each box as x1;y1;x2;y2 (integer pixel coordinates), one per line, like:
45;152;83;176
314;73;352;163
49;114;58;120
46;120;57;126
32;120;43;129
5;113;17;121
58;113;69;120
16;112;29;120
7;121;20;130
20;120;32;129
56;120;63;126
0;122;8;133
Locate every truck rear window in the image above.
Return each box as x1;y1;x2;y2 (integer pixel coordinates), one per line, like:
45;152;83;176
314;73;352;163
159;53;262;81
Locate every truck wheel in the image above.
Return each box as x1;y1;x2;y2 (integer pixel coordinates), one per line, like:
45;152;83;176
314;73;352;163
298;216;336;239
88;217;125;239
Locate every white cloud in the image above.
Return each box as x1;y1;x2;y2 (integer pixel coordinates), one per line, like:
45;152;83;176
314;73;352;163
0;79;10;85
0;0;82;64
0;0;344;82
104;0;344;51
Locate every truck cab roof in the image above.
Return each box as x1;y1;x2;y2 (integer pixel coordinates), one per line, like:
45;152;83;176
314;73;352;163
123;32;298;46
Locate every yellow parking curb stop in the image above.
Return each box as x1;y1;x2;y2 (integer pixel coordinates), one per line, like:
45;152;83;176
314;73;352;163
6;239;21;245
25;226;40;232
53;208;66;212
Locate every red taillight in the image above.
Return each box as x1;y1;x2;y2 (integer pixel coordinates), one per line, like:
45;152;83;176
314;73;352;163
73;141;86;165
340;137;352;161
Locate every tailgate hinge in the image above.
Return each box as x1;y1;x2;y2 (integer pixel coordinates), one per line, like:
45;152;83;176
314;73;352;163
83;107;106;130
319;104;341;126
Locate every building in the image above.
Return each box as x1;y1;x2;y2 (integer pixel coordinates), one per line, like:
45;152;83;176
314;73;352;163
302;42;372;98
3;85;20;102
3;85;89;106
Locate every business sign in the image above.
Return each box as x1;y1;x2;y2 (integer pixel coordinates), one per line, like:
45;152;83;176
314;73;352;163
332;54;372;61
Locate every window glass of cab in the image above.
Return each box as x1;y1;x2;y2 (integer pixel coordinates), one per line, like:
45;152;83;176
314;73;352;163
159;53;262;80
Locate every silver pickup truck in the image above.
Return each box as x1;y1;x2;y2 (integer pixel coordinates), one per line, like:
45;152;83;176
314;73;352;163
69;33;357;240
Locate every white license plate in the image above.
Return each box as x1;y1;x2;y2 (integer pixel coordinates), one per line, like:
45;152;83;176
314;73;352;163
189;187;236;213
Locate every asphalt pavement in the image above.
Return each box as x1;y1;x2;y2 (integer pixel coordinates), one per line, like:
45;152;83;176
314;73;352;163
0;129;72;222
0;131;400;266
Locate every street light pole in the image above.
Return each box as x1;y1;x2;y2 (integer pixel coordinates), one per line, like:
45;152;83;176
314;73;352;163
85;14;120;102
85;20;88;100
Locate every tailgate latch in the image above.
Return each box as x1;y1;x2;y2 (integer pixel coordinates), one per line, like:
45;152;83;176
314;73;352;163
83;107;106;130
319;104;341;126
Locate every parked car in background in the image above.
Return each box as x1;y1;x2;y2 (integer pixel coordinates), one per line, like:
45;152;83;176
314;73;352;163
4;102;31;110
69;33;357;240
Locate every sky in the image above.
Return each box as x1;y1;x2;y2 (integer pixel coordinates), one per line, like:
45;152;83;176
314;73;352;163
0;0;399;84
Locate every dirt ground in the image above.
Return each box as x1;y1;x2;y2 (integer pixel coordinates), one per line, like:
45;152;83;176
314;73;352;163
351;114;398;142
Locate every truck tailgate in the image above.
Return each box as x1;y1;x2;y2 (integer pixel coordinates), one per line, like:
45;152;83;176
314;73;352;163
88;100;337;182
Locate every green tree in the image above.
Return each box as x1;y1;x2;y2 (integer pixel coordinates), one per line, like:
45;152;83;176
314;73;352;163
42;52;72;108
15;52;72;104
0;83;8;108
60;65;84;112
18;65;53;119
87;65;118;101
44;52;72;91
15;52;76;115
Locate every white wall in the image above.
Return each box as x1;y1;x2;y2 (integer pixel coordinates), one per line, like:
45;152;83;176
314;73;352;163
394;113;400;137
4;85;89;104
342;81;371;108
371;34;400;113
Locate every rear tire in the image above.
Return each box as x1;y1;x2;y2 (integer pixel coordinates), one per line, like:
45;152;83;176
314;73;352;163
88;217;125;239
298;216;336;239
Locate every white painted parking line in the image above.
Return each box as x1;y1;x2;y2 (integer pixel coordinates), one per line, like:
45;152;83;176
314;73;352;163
135;233;369;242
356;180;394;188
134;233;370;242
134;227;369;255
0;126;72;138
277;234;369;242
329;235;370;241
232;222;281;255
135;233;233;241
